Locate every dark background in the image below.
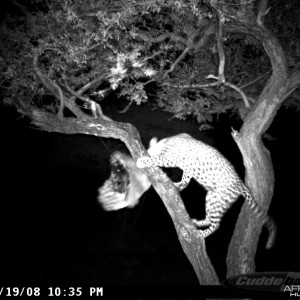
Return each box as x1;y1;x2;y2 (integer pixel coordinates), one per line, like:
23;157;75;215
0;100;299;289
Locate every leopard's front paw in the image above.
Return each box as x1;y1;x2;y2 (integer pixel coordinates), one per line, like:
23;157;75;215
174;182;183;191
174;181;189;191
136;157;150;168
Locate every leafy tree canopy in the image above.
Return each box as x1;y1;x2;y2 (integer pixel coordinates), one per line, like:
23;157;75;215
1;0;299;130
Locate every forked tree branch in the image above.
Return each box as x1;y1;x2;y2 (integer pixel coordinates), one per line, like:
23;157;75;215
64;81;112;121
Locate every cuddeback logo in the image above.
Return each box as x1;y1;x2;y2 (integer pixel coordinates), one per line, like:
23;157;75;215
223;272;300;296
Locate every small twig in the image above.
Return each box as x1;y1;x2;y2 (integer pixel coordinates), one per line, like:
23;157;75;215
141;50;163;63
78;42;103;54
119;100;134;114
225;82;250;108
68;75;106;103
230;72;250;87
282;86;298;102
143;78;155;86
240;73;269;89
207;75;250;108
64;81;111;121
163;47;190;79
236;74;247;87
162;81;219;89
257;0;271;26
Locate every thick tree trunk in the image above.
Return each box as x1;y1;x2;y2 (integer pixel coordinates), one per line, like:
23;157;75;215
225;1;300;276
227;121;275;276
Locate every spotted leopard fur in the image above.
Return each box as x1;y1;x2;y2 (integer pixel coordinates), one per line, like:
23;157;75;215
136;133;276;249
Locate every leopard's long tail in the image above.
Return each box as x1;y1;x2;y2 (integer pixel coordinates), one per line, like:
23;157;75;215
241;187;276;249
264;216;276;249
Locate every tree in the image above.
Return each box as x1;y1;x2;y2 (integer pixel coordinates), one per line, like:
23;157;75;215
1;0;300;285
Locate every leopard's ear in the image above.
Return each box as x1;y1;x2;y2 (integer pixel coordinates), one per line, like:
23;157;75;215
149;137;159;148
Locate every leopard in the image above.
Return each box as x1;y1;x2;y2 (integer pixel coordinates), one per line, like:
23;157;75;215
136;133;276;249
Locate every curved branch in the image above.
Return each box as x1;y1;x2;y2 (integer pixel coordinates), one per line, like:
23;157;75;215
163;77;250;108
33;51;64;119
223;81;250;108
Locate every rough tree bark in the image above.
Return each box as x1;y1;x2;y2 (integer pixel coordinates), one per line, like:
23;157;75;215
223;0;300;276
